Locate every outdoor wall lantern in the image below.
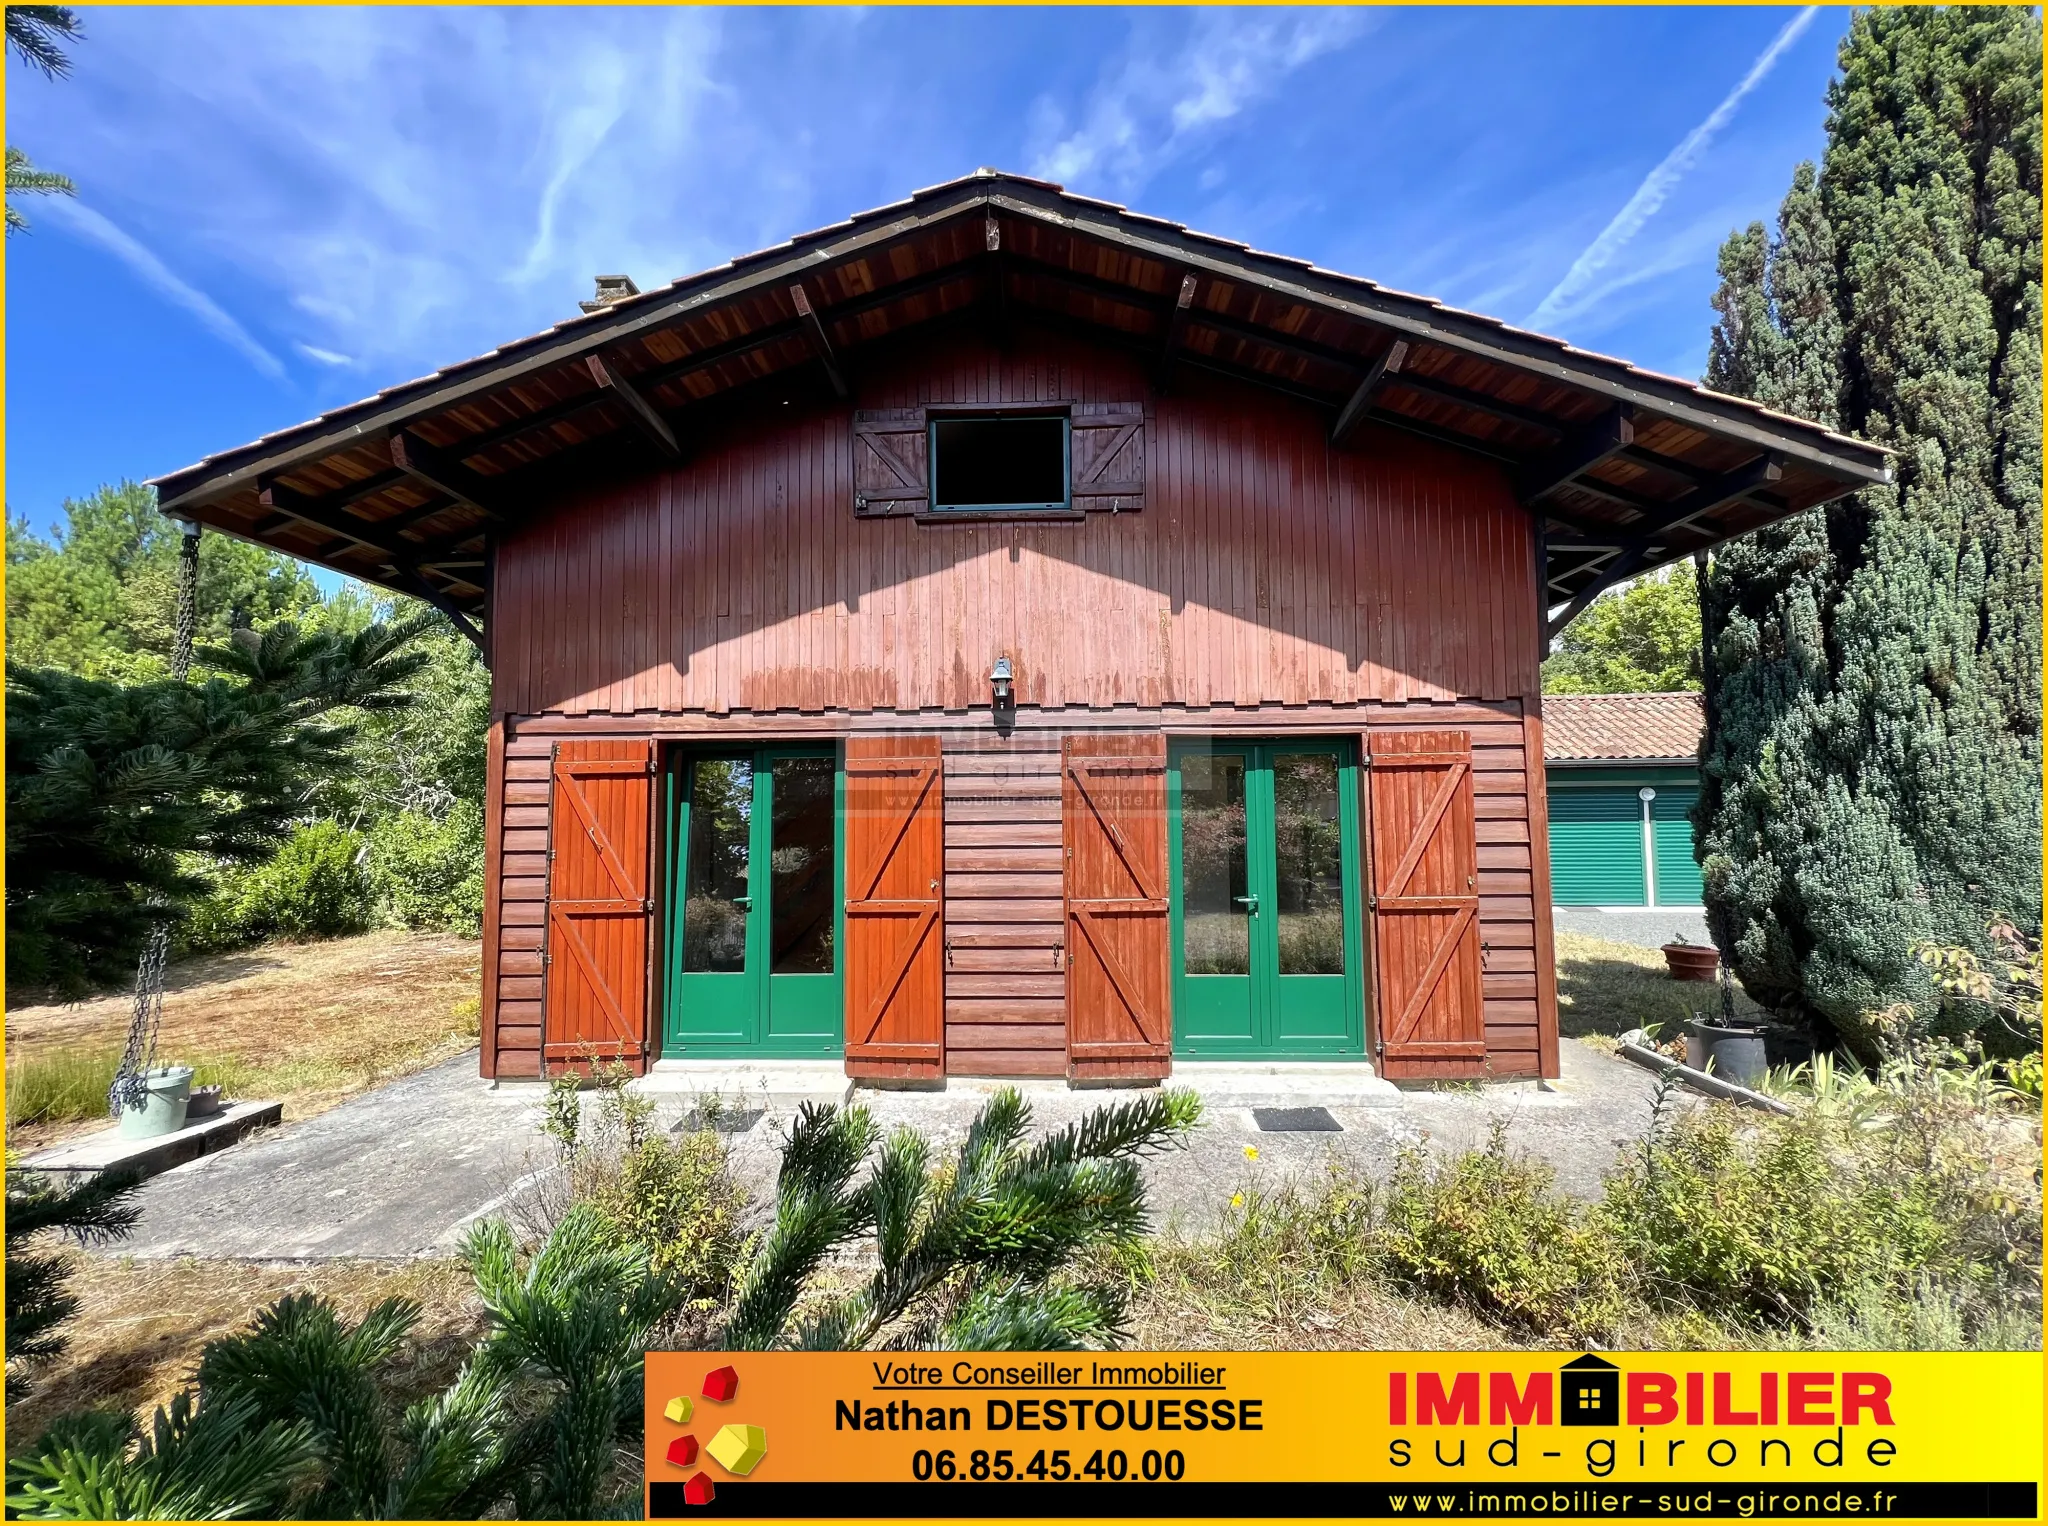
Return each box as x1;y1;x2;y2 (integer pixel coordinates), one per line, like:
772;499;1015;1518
990;656;1015;711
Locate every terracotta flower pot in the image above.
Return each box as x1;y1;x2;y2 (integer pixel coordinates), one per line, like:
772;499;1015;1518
1662;942;1719;982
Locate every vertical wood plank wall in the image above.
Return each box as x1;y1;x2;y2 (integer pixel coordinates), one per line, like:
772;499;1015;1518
480;321;1556;1082
941;731;1067;1076
491;328;1538;720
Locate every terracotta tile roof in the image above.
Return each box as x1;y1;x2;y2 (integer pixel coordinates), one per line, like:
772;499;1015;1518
1543;692;1704;763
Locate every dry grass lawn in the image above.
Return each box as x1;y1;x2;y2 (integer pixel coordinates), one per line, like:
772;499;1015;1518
1553;929;1766;1040
6;931;482;1151
4;1252;487;1457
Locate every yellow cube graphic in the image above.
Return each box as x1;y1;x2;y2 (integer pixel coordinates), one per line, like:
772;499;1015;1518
707;1423;767;1476
663;1395;694;1425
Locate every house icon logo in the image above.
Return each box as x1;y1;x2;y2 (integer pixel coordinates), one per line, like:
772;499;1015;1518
1560;1354;1620;1427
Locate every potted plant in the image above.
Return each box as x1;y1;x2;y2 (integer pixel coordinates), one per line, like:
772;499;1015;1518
1661;931;1719;982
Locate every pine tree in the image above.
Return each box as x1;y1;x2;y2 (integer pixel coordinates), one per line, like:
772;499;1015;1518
6;613;436;997
1697;9;2042;1053
5;1170;140;1400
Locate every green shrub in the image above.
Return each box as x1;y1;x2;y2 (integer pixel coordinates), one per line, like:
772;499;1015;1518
366;803;484;938
528;1067;748;1317
1599;1106;1951;1322
1378;1121;1627;1342
179;822;375;953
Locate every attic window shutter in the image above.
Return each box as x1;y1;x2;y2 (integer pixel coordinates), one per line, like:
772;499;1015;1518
852;408;928;517
1070;405;1147;514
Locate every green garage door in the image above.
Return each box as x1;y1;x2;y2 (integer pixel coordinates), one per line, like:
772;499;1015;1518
1548;788;1646;906
1650;787;1704;906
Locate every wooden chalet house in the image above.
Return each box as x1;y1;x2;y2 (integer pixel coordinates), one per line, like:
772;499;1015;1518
153;172;1889;1086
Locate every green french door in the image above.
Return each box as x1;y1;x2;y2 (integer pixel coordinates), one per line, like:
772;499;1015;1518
663;747;843;1058
1169;740;1366;1058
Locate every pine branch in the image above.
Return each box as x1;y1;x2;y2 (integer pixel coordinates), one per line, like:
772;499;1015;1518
4;6;81;77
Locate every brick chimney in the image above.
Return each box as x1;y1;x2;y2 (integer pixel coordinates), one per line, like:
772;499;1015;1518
579;274;640;314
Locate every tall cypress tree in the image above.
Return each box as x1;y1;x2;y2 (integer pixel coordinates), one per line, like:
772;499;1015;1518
1697;8;2041;1053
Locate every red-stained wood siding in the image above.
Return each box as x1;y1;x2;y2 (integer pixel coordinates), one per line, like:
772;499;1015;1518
942;731;1067;1077
482;702;1555;1082
490;325;1540;720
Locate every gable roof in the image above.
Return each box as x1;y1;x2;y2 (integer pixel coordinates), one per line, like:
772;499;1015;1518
1543;691;1705;764
149;169;1891;629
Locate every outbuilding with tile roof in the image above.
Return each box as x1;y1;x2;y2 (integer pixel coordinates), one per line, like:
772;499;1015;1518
1543;692;1706;909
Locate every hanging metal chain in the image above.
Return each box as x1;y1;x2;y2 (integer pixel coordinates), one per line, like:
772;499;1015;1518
110;520;203;1115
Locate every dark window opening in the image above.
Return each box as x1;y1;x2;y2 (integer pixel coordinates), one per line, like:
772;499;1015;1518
929;415;1068;512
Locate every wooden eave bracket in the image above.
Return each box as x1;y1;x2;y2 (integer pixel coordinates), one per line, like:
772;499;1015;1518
586;355;682;459
390;431;510;521
789;283;848;398
1153;271;1199;391
1516;404;1635;503
1330;339;1409;447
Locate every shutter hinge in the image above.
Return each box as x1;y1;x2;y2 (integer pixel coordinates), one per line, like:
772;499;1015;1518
1360;755;1373;770
1367;893;1378;909
550;742;560;760
854;493;868;513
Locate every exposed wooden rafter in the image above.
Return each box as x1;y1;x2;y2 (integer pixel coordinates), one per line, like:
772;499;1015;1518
390;432;511;521
788;283;848;398
1331;339;1409;447
1154;271;1198;390
1515;404;1635;502
585;355;681;459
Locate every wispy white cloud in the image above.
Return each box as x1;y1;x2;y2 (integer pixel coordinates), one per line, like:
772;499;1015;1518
26;8;729;377
1524;6;1818;332
1029;10;1374;198
38;196;286;380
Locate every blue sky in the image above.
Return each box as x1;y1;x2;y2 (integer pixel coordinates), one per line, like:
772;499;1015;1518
7;5;1849;538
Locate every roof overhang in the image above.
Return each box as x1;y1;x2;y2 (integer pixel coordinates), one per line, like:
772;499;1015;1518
151;170;1892;638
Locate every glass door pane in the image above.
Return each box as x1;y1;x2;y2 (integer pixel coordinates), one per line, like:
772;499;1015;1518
1272;752;1344;975
763;753;841;1053
684;758;753;973
769;756;835;974
1181;753;1250;975
673;756;757;1049
1172;749;1256;1050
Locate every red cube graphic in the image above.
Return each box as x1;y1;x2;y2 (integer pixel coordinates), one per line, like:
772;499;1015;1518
666;1434;699;1468
684;1472;717;1507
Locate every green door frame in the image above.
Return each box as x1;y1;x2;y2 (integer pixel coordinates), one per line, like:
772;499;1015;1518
1167;738;1367;1059
661;744;845;1059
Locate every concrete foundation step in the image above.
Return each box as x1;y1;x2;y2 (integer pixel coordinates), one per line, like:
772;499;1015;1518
1167;1061;1402;1109
19;1100;284;1183
631;1060;852;1111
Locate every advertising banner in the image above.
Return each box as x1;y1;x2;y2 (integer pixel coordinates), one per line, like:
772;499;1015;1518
644;1350;2040;1520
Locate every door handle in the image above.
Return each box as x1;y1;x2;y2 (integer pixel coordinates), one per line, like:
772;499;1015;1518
733;895;753;909
1233;894;1260;913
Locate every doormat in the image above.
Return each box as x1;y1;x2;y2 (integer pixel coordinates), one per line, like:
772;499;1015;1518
1251;1106;1342;1132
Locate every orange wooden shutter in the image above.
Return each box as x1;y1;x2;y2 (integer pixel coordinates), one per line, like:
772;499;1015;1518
1368;729;1485;1077
1063;735;1171;1078
843;736;945;1077
544;738;656;1072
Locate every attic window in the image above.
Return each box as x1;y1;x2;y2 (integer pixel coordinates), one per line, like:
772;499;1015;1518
928;414;1069;514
